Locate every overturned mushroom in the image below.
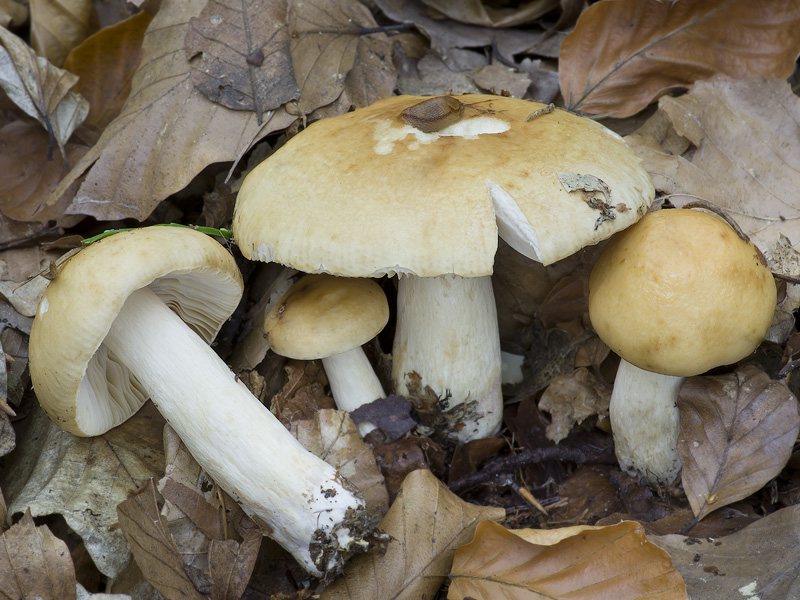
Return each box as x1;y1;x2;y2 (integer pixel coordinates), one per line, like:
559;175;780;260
28;226;374;578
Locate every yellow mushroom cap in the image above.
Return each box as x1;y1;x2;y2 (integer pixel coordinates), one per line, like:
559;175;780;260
588;209;776;377
265;274;389;360
233;94;654;275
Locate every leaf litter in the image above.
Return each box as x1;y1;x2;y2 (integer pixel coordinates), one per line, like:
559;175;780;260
1;0;800;598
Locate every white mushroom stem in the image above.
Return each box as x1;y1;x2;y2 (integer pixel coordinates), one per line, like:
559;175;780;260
609;359;684;486
103;287;369;578
392;274;502;442
322;348;384;436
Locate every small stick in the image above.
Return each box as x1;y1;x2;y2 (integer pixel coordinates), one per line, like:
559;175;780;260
0;399;16;417
512;482;549;516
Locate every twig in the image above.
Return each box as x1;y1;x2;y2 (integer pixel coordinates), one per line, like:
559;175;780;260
448;444;616;494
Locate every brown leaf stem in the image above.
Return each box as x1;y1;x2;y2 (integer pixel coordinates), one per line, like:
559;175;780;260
448;444;617;494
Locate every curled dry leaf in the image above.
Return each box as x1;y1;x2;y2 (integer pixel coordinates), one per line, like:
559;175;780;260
63;11;153;145
0;120;88;223
321;469;505;600
419;0;557;28
184;0;299;121
117;479;205;600
51;0;295;221
30;0;92;67
652;504;800;600
0;510;77;600
677;365;800;520
559;0;800;117
288;0;395;115
0;26;88;160
627;77;800;251
538;367;610;444
449;520;687;599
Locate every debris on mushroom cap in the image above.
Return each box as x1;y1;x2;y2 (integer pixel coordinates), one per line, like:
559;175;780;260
589;208;777;377
265;273;389;360
29;226;244;436
233;94;654;277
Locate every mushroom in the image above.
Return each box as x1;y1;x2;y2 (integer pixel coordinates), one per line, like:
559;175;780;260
233;94;653;442
28;226;372;578
265;274;389;435
588;208;777;485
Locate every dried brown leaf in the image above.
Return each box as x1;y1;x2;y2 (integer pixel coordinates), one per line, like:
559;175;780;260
559;0;800;117
288;0;395;115
0;0;29;28
652;504;800;600
185;0;299;121
0;510;77;600
0;26;88;159
208;533;261;600
51;0;295;221
419;0;557;28
63;11;152;144
118;479;206;600
292;409;389;519
449;520;687;599
321;469;505;600
0;120;88;223
539;367;610;444
30;0;92;67
628;77;800;251
5;402;165;578
677;365;800;520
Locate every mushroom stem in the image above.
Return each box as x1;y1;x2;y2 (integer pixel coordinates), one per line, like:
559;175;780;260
322;348;384;435
609;359;684;485
103;287;370;577
392;274;502;442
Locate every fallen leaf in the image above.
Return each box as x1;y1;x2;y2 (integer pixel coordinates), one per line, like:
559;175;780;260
677;365;800;520
627;78;800;253
559;0;800;117
185;0;299;121
539;367;610;444
209;533;261;600
271;360;335;426
0;0;28;28
118;479;206;600
473;64;532;98
287;0;395;115
292;409;389;519
3;402;165;578
0;26;88;161
764;236;800;343
419;0;557;28
0;510;77;600
375;0;546;71
63;11;152;144
51;0;295;221
30;0;92;67
651;504;800;600
0;120;89;223
449;520;687;599
349;394;417;442
321;469;505;600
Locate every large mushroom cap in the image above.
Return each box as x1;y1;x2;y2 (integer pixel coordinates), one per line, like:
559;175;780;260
265;274;389;360
29;226;243;436
589;209;777;377
233;94;654;275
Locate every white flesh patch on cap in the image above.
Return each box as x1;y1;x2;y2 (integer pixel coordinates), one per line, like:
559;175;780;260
252;242;275;263
486;179;543;263
37;296;49;316
373;116;510;155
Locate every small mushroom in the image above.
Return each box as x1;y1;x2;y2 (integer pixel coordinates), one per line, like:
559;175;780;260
265;274;389;435
28;227;373;578
588;208;777;485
